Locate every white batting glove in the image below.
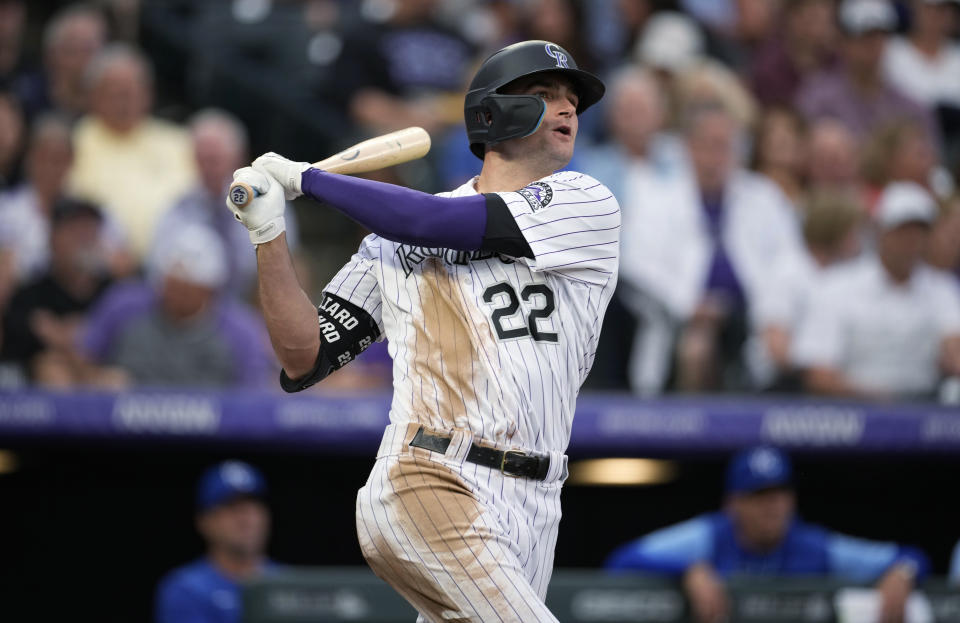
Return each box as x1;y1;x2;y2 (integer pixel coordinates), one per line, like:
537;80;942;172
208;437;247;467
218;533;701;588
252;152;310;200
226;167;286;244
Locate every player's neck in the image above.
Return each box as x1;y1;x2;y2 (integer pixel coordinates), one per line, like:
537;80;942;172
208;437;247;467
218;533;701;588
475;152;558;193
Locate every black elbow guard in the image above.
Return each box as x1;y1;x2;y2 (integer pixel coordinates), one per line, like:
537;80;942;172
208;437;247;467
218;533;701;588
279;293;381;393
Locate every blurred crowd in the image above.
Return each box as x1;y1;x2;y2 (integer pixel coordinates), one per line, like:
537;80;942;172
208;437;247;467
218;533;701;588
0;0;958;401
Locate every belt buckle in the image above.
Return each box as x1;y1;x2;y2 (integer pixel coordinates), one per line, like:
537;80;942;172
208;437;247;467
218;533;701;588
500;450;526;478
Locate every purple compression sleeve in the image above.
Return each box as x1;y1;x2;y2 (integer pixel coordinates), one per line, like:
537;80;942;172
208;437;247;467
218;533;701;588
301;168;487;250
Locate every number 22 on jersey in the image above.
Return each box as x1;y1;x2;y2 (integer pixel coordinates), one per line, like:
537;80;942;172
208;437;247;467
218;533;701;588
482;282;558;343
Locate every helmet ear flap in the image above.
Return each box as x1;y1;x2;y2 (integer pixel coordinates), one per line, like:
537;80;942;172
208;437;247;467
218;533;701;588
483;94;546;145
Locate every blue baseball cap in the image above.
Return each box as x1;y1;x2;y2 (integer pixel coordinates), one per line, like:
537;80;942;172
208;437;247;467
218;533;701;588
196;461;267;512
725;446;793;495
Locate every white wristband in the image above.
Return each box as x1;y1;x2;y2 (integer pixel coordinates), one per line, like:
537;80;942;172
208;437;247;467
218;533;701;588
249;216;285;245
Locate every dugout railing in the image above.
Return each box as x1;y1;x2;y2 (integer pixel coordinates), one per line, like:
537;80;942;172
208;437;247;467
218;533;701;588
242;567;960;623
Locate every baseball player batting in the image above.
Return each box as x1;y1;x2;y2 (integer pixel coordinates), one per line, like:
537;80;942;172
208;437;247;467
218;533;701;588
226;40;619;622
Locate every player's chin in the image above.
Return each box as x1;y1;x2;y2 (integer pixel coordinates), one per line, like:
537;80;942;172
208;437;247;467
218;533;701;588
546;143;575;167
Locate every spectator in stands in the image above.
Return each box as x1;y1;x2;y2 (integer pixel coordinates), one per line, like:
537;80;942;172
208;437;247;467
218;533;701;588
325;0;474;137
751;0;839;107
636;11;705;73
806;118;863;194
0;198;112;386
928;194;960;280
68;44;196;259
463;0;525;52
155;460;276;623
674;58;758;132
665;104;799;391
611;104;802;394
861;119;954;205
883;0;960;111
700;0;783;76
0;90;23;189
81;223;273;388
0;115;73;285
884;0;960;174
0;114;132;286
581;66;688;393
0;0;25;89
633;12;706;128
582;66;687;202
15;3;107;121
606;446;929;623
745;192;863;390
151;109;299;299
792;182;960;399
751;107;807;205
796;0;939;147
0;92;20;307
601;0;655;67
324;0;476;188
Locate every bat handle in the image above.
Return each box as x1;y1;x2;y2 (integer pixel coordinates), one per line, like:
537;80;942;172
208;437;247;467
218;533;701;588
228;181;258;209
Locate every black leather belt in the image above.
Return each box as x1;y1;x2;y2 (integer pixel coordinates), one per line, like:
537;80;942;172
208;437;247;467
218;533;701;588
409;427;550;481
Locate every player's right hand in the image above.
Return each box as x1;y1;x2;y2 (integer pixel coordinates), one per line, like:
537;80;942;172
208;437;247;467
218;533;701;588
683;562;730;623
252;152;310;200
226;167;286;245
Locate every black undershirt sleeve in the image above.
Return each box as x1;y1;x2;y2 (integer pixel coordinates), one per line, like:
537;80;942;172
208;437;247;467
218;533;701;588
279;293;381;393
481;193;534;259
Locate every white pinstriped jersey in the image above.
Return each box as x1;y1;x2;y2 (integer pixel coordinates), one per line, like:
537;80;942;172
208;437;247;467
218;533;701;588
325;171;620;455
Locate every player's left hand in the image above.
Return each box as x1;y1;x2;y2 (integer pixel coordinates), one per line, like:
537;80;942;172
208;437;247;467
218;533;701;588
876;563;914;623
226;167;286;244
252;152;310;200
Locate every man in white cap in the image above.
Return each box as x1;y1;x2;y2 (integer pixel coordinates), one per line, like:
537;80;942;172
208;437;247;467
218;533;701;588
635;12;705;76
792;181;960;398
81;223;272;387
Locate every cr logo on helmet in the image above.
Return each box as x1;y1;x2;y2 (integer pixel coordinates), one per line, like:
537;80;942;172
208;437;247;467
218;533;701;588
544;43;569;68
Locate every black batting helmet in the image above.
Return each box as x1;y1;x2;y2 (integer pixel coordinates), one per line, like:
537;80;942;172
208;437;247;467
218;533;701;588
464;40;605;160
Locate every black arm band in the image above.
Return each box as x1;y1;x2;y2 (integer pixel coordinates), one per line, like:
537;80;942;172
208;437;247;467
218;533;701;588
481;193;534;259
279;293;381;393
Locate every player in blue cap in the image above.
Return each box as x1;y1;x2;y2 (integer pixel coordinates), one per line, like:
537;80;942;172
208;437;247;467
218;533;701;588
154;461;275;623
605;446;928;623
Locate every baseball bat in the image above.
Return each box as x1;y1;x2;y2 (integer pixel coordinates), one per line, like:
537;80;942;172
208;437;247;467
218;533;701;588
228;126;432;209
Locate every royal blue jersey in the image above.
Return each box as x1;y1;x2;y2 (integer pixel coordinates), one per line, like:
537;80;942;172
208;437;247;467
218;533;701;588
154;558;274;623
949;540;960;584
605;512;929;582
